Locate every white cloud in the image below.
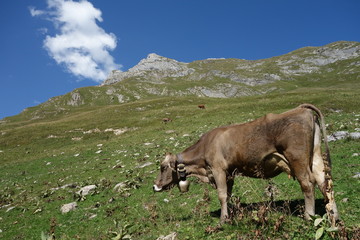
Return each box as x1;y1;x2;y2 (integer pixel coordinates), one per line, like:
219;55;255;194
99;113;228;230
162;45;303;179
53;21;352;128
30;0;121;82
29;6;45;17
37;28;49;35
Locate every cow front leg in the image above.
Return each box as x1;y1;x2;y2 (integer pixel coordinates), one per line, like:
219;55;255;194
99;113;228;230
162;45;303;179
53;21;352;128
212;169;229;223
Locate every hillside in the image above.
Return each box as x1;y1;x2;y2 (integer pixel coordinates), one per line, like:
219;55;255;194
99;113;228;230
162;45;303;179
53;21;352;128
1;91;360;239
0;41;360;239
2;41;359;122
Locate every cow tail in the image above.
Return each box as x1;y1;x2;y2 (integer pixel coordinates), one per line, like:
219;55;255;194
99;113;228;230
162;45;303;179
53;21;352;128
298;104;332;170
299;104;339;226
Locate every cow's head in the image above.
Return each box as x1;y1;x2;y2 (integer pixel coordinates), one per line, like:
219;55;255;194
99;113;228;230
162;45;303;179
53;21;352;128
153;153;190;193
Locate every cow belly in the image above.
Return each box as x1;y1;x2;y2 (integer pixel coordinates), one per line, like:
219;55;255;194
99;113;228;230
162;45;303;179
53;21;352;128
262;153;291;178
237;153;290;179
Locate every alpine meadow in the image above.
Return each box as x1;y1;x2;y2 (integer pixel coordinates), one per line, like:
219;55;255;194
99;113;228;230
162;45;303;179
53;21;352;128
1;41;360;239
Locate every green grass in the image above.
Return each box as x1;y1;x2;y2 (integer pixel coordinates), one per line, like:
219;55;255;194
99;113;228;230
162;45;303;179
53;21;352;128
1;89;360;239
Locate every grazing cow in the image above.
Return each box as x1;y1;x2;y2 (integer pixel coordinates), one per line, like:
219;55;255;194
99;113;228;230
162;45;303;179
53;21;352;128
162;118;172;123
153;104;339;225
198;104;206;109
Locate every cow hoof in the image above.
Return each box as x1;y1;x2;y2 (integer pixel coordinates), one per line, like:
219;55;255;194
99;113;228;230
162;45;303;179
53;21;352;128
304;212;314;221
220;217;231;225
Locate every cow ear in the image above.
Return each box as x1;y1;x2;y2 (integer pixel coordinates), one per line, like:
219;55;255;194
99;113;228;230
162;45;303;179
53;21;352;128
169;155;177;169
165;152;173;161
165;153;177;169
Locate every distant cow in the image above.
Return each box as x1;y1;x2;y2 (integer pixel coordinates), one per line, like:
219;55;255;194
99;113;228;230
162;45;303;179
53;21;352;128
162;118;172;123
198;104;206;109
154;104;339;225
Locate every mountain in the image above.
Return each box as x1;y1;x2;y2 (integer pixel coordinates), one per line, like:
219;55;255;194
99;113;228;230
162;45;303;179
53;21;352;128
4;41;360;121
104;41;360;87
103;40;359;91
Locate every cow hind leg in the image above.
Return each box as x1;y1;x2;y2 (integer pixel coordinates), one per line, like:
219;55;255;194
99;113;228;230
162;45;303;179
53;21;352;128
297;170;316;220
285;150;316;220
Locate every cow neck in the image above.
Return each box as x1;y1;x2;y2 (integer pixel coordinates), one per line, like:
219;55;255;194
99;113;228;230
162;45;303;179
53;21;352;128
176;153;207;179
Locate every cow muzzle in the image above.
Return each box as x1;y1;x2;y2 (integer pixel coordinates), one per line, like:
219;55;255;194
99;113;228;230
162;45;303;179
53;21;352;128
153;184;162;192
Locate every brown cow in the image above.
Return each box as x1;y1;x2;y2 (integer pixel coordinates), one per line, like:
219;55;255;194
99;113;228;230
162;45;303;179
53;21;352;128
153;104;339;225
198;104;206;109
162;117;172;123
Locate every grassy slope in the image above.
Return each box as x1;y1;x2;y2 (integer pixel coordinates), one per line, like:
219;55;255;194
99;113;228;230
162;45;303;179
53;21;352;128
1;88;360;239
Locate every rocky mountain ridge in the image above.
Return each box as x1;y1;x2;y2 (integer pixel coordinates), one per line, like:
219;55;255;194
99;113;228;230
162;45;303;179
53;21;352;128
103;41;360;87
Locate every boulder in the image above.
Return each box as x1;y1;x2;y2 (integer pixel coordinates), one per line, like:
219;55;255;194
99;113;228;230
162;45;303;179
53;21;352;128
60;202;77;213
77;185;97;196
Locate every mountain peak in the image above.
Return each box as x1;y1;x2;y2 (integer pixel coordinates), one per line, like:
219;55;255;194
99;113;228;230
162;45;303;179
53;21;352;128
102;53;193;85
146;53;164;59
134;53;175;70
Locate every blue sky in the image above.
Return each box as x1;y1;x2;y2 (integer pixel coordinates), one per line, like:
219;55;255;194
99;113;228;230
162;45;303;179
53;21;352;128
1;0;359;119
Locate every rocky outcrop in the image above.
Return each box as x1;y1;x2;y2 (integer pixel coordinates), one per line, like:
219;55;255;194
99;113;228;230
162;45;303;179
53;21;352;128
67;91;84;106
187;84;257;98
308;42;360;66
103;53;195;85
277;41;360;75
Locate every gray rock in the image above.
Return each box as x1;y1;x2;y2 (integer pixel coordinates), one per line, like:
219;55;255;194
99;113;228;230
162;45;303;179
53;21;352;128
156;232;177;240
77;185;97;196
113;182;127;192
60;202;77;213
352;173;360;179
349;132;360;140
328;131;360;142
327;131;349;142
